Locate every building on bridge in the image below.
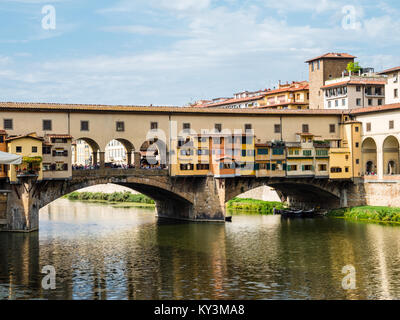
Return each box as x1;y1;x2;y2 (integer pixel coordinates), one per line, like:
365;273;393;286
170;116;362;180
6;133;44;182
42;134;72;180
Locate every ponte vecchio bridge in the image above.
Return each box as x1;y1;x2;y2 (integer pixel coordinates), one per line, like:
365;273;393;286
0;102;399;232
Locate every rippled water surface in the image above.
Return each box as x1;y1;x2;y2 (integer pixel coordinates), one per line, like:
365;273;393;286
1;199;400;300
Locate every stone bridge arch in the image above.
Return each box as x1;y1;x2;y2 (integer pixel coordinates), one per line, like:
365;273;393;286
37;172;194;214
223;177;346;209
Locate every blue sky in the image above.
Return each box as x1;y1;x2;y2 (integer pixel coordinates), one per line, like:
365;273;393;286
1;0;400;106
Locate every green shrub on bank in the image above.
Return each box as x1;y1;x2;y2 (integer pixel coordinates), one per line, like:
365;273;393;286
328;206;400;223
65;191;155;204
226;198;285;215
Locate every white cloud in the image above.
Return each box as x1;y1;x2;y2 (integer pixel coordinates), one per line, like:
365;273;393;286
2;1;400;105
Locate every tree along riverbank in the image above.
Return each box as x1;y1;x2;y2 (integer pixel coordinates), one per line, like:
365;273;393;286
64;191;155;209
328;206;400;224
226;198;285;215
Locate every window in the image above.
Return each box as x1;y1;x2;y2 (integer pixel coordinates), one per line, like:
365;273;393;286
303;150;312;156
32;146;37;153
366;123;371;132
389;120;394;129
355;126;359;132
328;101;331;108
316;150;328;156
356;159;360;164
335;100;339;107
317;60;320;70
329;124;336;133
16;146;22;153
303;165;312;171
272;148;284;155
288;165;298;171
116;121;125;132
356;98;362;106
356;86;361;92
368;99;373;106
319;164;327;171
342;99;346;106
345;167;349;173
274;124;281;134
196;164;209;170
378;99;383;106
180;164;194;171
331;167;342;173
183;123;191;130
80;121;89;131
395;89;398;98
257;148;268;155
215;123;222;132
43;120;52;131
43;146;51;154
4;119;13;130
245;124;252;131
355;143;359;148
151;122;158;130
302;124;309;133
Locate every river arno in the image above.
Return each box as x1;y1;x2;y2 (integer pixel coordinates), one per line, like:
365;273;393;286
1;199;400;300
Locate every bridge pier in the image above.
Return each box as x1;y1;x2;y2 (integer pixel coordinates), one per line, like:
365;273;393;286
2;177;40;232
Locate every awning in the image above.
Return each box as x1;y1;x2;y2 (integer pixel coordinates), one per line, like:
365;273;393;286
0;151;22;165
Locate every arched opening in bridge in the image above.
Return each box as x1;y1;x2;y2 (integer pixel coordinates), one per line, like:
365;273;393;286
362;138;377;176
72;138;101;168
139;139;167;169
383;136;399;176
105;139;135;168
233;186;282;202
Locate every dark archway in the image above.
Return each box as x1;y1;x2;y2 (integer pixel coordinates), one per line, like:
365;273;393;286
362;138;377;176
383;136;399;175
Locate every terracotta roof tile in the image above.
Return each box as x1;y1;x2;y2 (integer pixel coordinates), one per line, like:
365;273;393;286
350;103;400;115
0;101;345;116
377;66;400;75
305;53;356;63
321;80;386;89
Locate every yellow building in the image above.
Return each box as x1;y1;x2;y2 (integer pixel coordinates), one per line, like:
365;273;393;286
329;119;362;179
171;133;256;178
6;133;44;182
258;81;310;110
254;141;286;177
42;134;73;180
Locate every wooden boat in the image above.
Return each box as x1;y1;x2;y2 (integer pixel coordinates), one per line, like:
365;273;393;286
225;216;232;222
